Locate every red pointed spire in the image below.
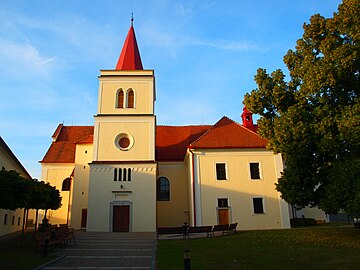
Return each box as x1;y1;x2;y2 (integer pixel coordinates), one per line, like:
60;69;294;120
115;18;143;70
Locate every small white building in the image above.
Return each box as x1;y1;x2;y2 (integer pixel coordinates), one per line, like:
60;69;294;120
0;136;32;236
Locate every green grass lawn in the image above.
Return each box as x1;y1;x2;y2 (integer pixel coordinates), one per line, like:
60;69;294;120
157;225;360;270
0;230;56;270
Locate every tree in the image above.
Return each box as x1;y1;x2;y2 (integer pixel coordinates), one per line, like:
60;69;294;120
244;0;360;216
0;168;62;227
0;168;29;210
26;180;62;231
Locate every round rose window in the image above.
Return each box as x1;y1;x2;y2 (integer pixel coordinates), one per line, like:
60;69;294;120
119;137;130;148
115;133;134;151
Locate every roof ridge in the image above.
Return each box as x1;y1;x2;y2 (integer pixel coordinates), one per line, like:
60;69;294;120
65;125;94;128
157;124;212;128
189;116;231;146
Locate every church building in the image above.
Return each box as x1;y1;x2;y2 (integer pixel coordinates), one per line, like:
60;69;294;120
40;21;291;232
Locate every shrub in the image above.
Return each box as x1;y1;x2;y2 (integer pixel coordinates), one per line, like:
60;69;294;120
290;218;317;227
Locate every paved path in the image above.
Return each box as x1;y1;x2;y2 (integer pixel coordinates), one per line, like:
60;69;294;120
38;231;157;270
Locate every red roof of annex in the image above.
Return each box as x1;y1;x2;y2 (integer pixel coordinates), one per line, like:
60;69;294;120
40;117;267;164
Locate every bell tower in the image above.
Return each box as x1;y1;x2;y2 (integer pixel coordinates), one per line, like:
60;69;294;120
87;18;157;233
241;106;254;130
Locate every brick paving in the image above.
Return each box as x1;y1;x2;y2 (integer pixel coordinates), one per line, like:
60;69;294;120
37;231;157;270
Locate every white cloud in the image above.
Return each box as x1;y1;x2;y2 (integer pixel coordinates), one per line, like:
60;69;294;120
142;26;260;52
0;39;56;78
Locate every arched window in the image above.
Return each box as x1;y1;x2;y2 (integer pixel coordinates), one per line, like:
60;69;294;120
114;169;117;181
117;89;124;108
62;178;71;191
118;168;122;181
123;168;127;181
157;177;170;201
127;89;134;108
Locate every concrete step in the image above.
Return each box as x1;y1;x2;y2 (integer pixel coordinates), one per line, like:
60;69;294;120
52;248;154;256
42;257;153;269
40;232;156;270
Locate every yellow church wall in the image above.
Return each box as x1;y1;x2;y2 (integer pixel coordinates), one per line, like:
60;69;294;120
87;163;156;232
70;144;93;230
157;162;190;227
97;70;155;115
193;149;290;230
40;163;74;225
94;116;155;161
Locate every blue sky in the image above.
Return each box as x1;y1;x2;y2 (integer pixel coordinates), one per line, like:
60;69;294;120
0;0;342;179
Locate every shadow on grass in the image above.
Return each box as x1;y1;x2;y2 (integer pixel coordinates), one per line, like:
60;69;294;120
157;225;360;270
0;230;57;270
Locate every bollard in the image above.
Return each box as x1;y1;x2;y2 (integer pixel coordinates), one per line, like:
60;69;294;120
43;239;49;257
184;249;191;270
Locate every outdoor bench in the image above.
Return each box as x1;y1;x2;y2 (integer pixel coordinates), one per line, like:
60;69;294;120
63;228;76;247
227;222;238;234
33;232;62;256
34;226;76;256
157;226;187;239
187;226;213;238
212;224;230;236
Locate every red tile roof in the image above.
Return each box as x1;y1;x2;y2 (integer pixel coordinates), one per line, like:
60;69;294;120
40;126;94;163
41;117;266;163
190;116;267;149
115;23;143;70
156;125;211;161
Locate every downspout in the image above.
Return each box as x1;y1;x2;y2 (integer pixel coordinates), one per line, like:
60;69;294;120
189;148;196;226
66;176;73;226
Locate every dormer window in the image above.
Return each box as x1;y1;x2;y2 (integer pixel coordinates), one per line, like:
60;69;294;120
127;89;134;108
117;89;124;108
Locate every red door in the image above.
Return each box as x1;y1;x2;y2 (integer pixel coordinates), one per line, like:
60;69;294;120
113;205;130;232
218;209;229;225
81;208;87;228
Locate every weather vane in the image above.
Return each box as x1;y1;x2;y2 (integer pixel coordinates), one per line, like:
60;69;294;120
131;13;134;26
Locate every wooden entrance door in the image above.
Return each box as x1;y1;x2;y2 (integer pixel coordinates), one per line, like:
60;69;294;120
218;209;229;225
113;205;130;232
81;208;87;228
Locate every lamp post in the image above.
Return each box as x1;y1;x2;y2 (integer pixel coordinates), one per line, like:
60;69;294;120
184;249;191;270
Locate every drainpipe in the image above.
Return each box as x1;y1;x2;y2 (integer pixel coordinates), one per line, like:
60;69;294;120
66;176;73;226
188;148;196;226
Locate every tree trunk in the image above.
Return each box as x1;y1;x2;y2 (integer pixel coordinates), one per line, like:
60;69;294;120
25;209;29;229
21;208;26;246
34;209;39;233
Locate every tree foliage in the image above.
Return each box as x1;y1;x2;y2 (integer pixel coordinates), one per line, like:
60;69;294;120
0;169;28;210
0;168;62;211
244;0;360;215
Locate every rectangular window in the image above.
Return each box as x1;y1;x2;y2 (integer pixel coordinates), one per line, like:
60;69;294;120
216;163;227;180
253;197;265;214
250;162;261;179
18;217;21;226
4;214;8;225
128;169;131;181
11;216;15;225
123;168;127;181
218;198;228;208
